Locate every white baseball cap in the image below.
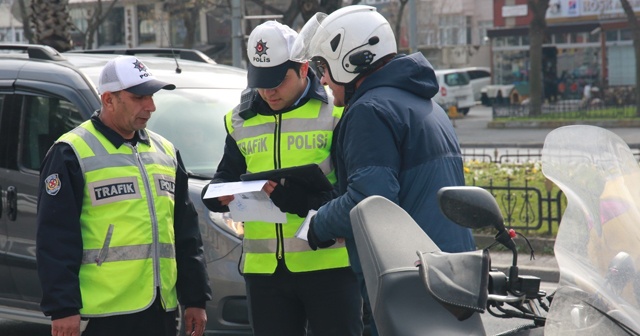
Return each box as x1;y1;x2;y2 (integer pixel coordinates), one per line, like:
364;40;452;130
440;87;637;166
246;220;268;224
247;21;299;89
98;55;176;95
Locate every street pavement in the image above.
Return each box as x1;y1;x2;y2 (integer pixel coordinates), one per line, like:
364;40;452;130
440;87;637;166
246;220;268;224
456;105;640;147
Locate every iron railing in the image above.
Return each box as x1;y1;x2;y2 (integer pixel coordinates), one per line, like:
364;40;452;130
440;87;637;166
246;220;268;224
461;146;640;234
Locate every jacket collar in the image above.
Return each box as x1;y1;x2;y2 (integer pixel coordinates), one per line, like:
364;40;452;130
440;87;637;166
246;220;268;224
90;111;151;148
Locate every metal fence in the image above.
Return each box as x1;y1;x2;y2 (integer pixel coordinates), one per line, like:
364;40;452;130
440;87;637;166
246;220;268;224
492;100;637;119
461;146;640;235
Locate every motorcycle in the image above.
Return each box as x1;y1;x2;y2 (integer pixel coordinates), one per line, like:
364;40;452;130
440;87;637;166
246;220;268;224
349;125;640;336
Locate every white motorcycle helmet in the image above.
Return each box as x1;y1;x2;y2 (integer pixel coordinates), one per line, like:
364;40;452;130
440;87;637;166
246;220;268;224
291;5;397;86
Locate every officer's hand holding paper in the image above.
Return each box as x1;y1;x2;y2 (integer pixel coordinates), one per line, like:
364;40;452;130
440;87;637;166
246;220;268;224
202;180;286;223
241;164;334;217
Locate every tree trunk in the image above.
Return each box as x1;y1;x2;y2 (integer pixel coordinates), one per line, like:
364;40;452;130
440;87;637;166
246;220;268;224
182;7;199;49
619;0;640;116
30;0;73;52
394;0;408;50
16;0;34;43
527;0;549;116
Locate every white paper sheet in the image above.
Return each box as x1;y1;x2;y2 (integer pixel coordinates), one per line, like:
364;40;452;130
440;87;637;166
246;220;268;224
203;180;287;223
202;180;269;199
295;210;317;241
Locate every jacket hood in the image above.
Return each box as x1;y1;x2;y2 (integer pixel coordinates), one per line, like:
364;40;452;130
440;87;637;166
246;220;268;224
352;52;439;103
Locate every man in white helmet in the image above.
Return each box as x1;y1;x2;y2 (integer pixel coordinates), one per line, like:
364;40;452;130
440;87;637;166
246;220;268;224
292;5;476;335
201;21;363;336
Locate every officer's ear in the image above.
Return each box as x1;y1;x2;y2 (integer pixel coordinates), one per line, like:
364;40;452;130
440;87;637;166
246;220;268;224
300;62;309;78
101;91;119;109
101;91;112;106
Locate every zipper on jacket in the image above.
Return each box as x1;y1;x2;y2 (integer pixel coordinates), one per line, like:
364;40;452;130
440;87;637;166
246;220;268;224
273;114;282;169
273;114;284;260
276;224;284;259
130;144;162;292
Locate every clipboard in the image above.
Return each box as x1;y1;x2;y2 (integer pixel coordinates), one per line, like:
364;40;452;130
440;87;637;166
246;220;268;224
240;164;333;192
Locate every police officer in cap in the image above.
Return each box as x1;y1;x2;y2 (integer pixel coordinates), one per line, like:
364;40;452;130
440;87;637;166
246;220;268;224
201;21;363;336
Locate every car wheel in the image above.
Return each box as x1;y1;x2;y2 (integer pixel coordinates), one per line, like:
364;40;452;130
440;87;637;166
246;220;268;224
459;108;470;115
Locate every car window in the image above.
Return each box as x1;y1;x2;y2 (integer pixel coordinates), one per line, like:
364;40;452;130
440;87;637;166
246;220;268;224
468;70;490;80
147;88;241;176
20;95;84;171
443;72;470;86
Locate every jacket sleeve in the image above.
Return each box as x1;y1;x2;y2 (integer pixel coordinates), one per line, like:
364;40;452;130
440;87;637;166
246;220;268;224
174;150;213;307
201;134;247;212
36;143;85;319
312;103;402;241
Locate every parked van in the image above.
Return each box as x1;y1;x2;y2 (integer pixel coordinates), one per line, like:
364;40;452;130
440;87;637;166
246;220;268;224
461;66;491;102
432;69;476;115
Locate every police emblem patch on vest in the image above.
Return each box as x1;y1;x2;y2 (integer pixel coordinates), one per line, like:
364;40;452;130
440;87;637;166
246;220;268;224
45;173;62;196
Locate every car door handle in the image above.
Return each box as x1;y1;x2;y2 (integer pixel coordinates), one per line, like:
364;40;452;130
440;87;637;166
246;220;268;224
7;186;17;221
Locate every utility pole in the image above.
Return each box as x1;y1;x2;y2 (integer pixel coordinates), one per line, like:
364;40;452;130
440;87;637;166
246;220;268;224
408;0;417;53
231;0;243;67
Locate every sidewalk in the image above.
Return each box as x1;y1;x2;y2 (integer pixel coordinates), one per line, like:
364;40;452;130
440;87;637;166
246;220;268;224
455;105;640;148
474;234;559;283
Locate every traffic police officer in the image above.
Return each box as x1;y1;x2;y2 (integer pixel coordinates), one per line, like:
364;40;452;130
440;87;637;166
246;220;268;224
36;55;212;336
201;21;363;336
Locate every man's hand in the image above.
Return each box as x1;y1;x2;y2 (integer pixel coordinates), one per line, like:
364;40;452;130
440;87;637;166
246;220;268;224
307;215;335;250
217;195;235;206
269;180;315;217
51;314;81;336
184;307;207;336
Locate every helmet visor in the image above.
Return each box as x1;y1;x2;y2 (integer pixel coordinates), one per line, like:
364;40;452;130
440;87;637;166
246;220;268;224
290;12;328;62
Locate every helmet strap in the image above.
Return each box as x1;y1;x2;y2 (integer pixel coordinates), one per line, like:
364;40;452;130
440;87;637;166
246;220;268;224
344;82;356;105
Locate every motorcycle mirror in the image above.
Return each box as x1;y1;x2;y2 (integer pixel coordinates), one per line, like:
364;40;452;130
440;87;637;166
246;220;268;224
437;186;506;231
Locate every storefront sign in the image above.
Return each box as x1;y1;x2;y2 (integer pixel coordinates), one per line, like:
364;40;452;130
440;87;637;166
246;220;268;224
502;4;528;17
547;0;640;19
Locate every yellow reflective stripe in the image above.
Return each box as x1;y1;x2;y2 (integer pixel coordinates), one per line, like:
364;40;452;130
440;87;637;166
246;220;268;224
69;124;108;155
81;242;176;264
230;100;338;141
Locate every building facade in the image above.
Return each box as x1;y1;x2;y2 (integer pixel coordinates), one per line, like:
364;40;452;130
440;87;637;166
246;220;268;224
0;0;25;43
3;0;496;70
490;0;637;101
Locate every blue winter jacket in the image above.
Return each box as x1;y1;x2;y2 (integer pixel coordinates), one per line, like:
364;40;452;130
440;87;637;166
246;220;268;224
312;53;476;275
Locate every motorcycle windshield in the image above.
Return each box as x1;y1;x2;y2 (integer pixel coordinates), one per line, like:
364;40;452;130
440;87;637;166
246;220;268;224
542;125;640;335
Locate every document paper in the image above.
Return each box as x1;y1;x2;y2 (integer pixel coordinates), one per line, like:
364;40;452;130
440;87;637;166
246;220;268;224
202;180;287;223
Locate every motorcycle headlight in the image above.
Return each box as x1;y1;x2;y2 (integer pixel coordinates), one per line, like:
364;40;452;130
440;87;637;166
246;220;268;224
208;211;244;238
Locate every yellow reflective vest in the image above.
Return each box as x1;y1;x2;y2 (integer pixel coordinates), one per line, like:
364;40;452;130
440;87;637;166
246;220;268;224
225;93;350;274
58;121;178;316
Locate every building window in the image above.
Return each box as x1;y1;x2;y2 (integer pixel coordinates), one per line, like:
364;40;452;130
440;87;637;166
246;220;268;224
466;16;472;45
439;15;466;46
98;7;124;46
606;30;618;42
170;14;200;47
620;29;632;41
478;20;492;45
138;4;156;45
